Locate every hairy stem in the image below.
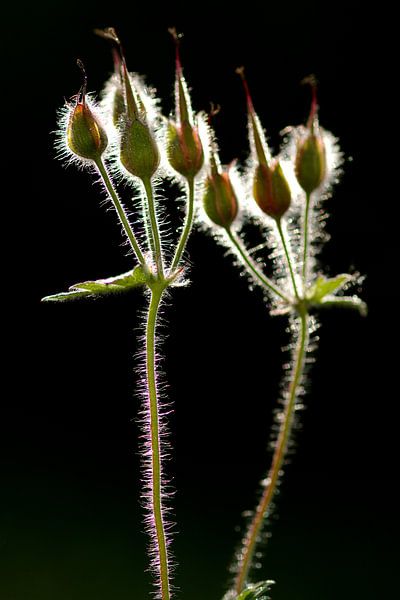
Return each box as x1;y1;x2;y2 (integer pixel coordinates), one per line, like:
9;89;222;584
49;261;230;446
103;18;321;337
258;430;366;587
146;285;171;600
226;229;291;304
170;176;195;273
302;192;312;287
95;159;146;266
276;218;300;300
143;178;164;277
234;311;309;593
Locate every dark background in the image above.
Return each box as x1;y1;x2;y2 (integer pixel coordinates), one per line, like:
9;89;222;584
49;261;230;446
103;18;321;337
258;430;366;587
2;1;397;599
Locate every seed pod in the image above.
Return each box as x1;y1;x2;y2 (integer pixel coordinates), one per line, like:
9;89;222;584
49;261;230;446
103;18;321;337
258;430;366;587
254;161;291;220
166;29;204;178
295;76;326;194
203;154;238;228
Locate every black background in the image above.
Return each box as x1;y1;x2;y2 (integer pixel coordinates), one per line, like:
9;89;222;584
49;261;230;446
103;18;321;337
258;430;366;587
2;1;397;599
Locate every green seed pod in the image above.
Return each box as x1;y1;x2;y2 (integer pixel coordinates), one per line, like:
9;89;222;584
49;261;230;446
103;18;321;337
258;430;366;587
120;117;160;181
167;120;204;178
295;133;326;194
253;161;291;220
67;101;108;161
203;170;239;228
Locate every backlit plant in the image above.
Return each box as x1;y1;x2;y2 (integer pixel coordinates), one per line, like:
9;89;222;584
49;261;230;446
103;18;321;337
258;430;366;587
43;28;366;600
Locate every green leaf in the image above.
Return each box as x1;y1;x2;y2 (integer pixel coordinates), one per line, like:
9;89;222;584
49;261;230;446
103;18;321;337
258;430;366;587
307;273;352;302
42;266;147;303
236;581;274;600
317;295;368;317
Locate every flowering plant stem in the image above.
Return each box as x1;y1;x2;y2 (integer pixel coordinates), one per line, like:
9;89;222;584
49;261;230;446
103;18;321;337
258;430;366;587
302;192;312;285
276;218;299;300
95;159;145;265
225;228;290;303
234;309;308;593
143;178;165;276
170;176;195;272
146;282;171;600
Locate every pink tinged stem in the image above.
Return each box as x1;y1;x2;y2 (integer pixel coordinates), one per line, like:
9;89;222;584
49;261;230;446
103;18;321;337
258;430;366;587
234;312;309;593
145;286;171;600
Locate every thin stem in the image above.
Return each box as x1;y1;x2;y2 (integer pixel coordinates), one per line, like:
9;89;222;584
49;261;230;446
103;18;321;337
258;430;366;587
234;311;309;594
143;178;164;277
276;218;300;300
170;176;195;273
302;192;312;287
95;159;146;266
146;285;171;600
226;229;291;304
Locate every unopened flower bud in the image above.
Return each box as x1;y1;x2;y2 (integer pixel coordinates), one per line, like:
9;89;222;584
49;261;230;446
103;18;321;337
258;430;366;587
119;63;160;180
203;154;238;228
295;133;326;194
237;67;291;220
67;61;108;161
253;161;291;220
295;76;326;194
166;29;204;178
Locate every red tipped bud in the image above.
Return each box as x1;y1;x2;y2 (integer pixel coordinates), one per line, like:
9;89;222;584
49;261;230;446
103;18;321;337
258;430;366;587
67;61;108;161
203;155;239;228
295;77;327;194
118;58;160;180
166;28;204;178
253;160;291;220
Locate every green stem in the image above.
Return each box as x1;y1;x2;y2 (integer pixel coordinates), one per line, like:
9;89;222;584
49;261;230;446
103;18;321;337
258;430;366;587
143;178;164;277
95;159;146;266
226;229;291;304
302;192;312;287
276;218;300;300
234;311;309;594
146;285;171;600
170;176;195;273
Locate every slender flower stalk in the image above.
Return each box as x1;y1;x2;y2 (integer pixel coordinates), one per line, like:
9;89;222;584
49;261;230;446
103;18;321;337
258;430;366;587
170;176;195;273
145;284;171;600
95;158;146;265
234;311;309;594
226;228;291;303
302;191;312;286
143;178;164;276
275;218;300;300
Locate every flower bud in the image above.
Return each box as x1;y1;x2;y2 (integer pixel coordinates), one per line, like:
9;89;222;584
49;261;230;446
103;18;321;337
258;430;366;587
119;63;160;180
295;77;326;194
203;154;238;228
237;67;291;220
67;61;108;162
253;161;291;220
166;29;204;178
295;133;326;194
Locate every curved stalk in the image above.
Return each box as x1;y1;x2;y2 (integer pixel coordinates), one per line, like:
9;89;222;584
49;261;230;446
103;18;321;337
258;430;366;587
145;285;171;600
226;229;291;304
170;176;195;273
95;159;146;266
142;178;164;277
276;218;300;300
302;192;312;287
234;311;309;594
